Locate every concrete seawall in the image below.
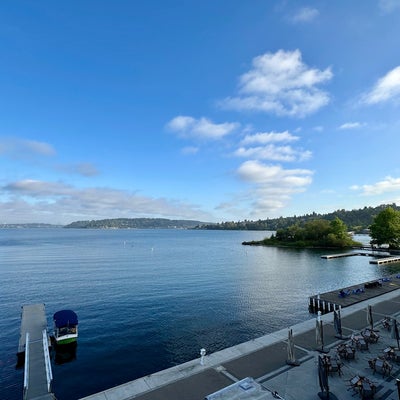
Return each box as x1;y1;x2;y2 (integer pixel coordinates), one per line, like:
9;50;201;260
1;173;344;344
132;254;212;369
81;289;400;400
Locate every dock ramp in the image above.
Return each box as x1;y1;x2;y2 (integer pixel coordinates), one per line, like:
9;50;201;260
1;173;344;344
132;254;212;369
18;304;56;400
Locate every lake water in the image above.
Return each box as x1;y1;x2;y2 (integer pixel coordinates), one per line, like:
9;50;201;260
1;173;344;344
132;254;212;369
0;228;398;399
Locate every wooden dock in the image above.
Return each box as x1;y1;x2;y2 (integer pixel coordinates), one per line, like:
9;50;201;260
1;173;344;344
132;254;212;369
17;304;56;400
309;274;400;314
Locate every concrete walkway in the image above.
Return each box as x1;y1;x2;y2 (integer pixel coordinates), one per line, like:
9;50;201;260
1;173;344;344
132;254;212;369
81;290;400;400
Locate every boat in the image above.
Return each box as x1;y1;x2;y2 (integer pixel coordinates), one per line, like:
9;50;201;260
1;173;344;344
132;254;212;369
53;310;78;345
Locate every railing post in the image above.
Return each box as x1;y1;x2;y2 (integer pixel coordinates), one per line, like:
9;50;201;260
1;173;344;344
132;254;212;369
23;332;30;398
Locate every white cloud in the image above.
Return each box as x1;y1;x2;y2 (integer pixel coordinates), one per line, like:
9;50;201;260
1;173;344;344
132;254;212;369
237;161;312;186
237;130;310;162
361;66;400;105
166;115;239;139
233;160;313;217
290;7;320;23
0;137;56;158
1;179;213;224
379;0;400;13
339;122;364;130
240;130;299;145
234;145;311;162
221;49;332;117
351;176;400;196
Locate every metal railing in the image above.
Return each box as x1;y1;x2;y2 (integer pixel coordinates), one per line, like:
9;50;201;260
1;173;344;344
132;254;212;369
23;332;30;398
42;329;53;392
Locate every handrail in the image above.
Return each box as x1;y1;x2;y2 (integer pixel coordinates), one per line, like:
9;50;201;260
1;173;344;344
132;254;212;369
42;329;53;392
23;332;30;397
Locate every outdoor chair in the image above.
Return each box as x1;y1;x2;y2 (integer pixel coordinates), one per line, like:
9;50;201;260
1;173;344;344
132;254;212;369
348;376;361;396
361;380;375;399
362;328;379;344
339;289;351;298
393;353;400;363
356;338;369;351
328;358;342;376
346;346;356;359
383;347;399;362
382;317;391;330
370;358;392;377
352;334;369;351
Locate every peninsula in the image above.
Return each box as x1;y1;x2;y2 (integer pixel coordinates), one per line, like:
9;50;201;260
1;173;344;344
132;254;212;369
242;217;362;248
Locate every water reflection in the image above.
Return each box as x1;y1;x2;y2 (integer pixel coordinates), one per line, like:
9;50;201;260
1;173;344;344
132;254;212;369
52;342;77;365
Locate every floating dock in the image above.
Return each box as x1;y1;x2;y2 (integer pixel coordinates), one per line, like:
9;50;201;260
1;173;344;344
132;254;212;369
17;304;56;400
321;249;399;264
321;252;368;259
370;256;400;264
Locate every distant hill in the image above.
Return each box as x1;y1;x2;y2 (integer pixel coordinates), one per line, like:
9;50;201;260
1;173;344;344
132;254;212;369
1;223;62;228
196;203;400;232
64;218;206;229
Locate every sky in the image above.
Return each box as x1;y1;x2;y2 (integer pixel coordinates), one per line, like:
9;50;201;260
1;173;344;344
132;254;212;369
2;1;400;225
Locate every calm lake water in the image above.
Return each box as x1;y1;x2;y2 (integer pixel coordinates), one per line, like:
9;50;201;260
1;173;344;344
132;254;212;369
0;228;398;399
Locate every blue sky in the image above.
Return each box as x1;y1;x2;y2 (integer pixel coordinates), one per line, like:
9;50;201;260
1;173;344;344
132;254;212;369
2;1;400;224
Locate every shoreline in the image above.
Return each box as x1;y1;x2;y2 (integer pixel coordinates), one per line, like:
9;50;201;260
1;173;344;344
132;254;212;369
80;287;400;400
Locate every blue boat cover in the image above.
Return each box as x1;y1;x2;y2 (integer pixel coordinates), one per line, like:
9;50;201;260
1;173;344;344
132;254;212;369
53;310;78;328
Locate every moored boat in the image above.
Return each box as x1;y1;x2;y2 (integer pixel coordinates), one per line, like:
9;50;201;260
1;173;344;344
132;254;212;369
53;310;78;345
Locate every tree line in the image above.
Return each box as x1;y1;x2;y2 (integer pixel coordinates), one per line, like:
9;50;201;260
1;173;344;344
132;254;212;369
64;218;204;229
197;203;400;232
242;206;400;249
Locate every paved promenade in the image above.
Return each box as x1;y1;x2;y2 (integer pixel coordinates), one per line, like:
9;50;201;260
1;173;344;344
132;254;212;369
81;290;400;400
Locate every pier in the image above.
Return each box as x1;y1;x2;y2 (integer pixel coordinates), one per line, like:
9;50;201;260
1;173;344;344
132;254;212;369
370;256;400;264
17;304;55;400
308;273;400;314
321;249;400;264
321;252;369;259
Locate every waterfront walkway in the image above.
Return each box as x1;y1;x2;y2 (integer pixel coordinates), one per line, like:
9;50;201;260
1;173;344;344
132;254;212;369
81;289;400;400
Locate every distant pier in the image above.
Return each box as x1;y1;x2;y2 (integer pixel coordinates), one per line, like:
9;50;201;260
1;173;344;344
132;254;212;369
321;252;400;265
321;252;369;259
17;304;55;400
370;256;400;264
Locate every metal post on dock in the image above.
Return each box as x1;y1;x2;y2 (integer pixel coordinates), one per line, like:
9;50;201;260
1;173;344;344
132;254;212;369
200;348;206;365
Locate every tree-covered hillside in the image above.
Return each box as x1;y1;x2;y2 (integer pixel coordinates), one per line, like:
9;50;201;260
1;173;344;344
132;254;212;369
197;203;400;232
64;218;205;229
